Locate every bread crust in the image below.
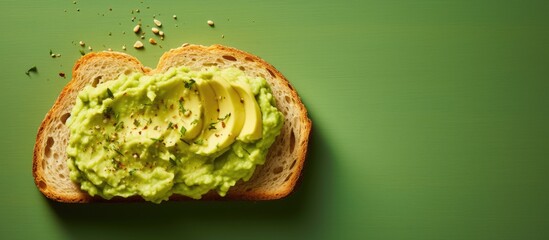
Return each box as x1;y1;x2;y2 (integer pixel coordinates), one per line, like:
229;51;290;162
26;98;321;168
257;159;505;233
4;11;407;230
33;44;311;202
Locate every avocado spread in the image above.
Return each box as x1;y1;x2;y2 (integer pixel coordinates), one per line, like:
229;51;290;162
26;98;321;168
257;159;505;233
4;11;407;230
66;67;284;203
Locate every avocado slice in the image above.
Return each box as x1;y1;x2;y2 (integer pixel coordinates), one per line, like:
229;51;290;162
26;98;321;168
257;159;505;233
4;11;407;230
192;78;218;154
178;78;203;140
193;76;244;155
231;82;262;142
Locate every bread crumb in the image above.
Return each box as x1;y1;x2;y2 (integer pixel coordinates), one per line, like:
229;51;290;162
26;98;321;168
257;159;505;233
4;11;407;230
148;38;157;45
133;24;141;33
133;41;144;49
152;27;159;34
79;41;85;46
154;19;162;27
207;20;214;26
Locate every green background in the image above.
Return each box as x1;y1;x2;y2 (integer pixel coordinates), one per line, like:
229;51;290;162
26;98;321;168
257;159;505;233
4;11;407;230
1;0;548;239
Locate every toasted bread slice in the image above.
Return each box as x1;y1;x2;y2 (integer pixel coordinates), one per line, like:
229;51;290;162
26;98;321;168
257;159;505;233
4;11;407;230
33;44;311;202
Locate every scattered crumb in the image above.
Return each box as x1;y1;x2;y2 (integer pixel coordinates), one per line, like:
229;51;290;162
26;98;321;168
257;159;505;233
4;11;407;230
159;31;164;36
133;40;144;49
173;15;177;19
88;46;92;51
79;41;85;46
79;49;86;56
50;51;61;58
133;24;141;33
207;20;214;26
107;48;112;51
59;72;66;78
122;45;127;50
148;38;157;45
152;27;159;34
153;19;162;27
222;34;224;38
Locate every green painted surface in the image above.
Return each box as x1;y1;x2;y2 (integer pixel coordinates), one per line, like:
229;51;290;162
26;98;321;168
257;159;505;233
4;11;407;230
1;0;548;239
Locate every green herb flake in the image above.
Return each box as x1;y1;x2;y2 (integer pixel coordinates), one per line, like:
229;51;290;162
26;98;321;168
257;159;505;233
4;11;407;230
129;169;137;176
179;99;186;113
106;88;114;99
218;113;231;121
103;107;114;119
133;119;140;127
184;79;196;89
167;122;173;130
242;147;251;155
169;157;177;166
25;66;38;76
191;119;199;125
115;121;124;131
208;122;217;130
112;147;124;156
180;126;187;135
180;138;190;145
194;139;204;145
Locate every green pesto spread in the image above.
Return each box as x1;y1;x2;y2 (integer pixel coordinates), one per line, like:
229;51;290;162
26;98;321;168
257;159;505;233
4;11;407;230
66;67;284;203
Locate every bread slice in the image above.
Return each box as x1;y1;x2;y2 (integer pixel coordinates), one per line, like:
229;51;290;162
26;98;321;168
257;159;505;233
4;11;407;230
33;44;312;202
